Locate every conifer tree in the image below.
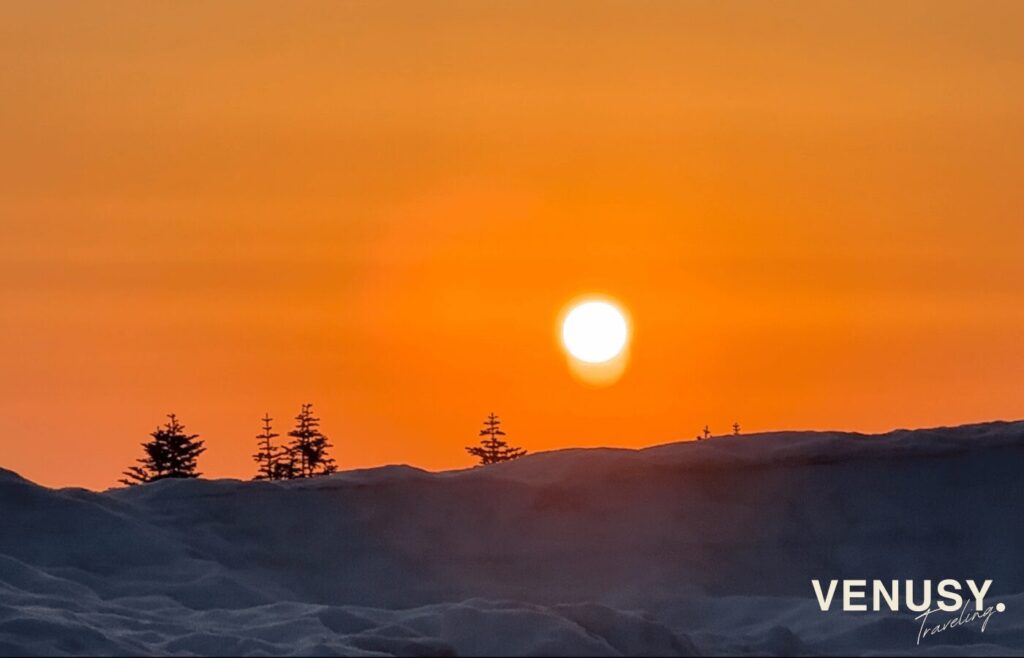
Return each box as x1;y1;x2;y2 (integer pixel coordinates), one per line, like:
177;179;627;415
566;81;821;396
466;413;527;465
733;422;741;436
287;403;337;478
121;414;205;485
273;451;299;480
253;413;280;480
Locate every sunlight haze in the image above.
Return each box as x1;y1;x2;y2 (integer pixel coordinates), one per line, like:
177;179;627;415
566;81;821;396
2;1;1023;488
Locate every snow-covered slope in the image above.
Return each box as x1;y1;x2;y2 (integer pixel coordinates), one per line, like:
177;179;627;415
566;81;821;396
2;421;1023;656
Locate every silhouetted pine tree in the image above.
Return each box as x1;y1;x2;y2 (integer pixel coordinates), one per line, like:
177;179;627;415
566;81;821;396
466;413;526;465
273;451;299;480
121;414;205;486
287;403;337;478
253;413;280;480
733;422;741;436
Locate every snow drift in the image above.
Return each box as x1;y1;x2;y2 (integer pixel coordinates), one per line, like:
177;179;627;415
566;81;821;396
2;421;1023;656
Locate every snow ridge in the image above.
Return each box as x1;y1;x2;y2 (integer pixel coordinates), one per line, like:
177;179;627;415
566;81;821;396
1;421;1023;656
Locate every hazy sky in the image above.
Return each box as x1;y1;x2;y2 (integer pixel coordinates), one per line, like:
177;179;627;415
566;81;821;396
2;1;1023;489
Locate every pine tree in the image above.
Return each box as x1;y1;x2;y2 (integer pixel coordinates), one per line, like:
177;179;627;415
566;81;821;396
466;413;527;465
732;422;741;436
121;414;205;485
273;451;299;480
253;413;280;480
287;403;337;478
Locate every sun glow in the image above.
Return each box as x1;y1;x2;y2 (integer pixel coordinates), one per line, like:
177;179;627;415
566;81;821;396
561;300;630;364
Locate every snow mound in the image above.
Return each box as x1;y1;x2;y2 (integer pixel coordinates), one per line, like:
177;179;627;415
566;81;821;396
2;421;1023;655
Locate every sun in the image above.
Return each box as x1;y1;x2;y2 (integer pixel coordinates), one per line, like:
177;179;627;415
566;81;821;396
561;300;630;364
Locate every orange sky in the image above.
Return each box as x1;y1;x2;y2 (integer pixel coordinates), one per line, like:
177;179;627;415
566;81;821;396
2;1;1023;489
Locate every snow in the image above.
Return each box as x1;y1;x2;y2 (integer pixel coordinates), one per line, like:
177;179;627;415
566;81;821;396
1;421;1023;656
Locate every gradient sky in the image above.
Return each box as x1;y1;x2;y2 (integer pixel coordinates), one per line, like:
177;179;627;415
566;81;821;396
2;1;1023;489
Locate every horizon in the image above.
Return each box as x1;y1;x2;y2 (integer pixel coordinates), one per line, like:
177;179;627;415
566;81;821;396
5;415;1023;492
3;1;1024;490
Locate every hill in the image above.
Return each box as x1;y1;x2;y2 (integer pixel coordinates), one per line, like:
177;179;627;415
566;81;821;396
2;421;1023;655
